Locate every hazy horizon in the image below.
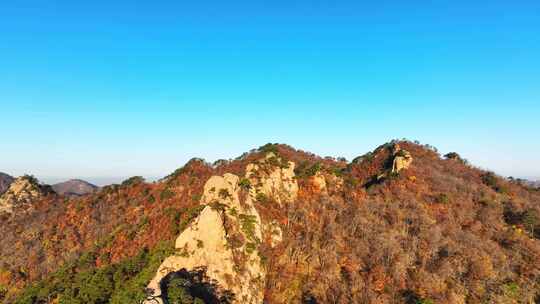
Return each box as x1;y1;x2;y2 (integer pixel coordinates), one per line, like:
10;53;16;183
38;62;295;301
3;139;539;187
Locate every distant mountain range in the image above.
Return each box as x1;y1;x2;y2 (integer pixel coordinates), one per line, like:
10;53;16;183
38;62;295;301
526;180;540;188
51;179;99;196
0;172;15;194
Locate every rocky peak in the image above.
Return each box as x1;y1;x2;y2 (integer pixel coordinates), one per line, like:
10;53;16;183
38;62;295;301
0;175;54;213
144;153;299;304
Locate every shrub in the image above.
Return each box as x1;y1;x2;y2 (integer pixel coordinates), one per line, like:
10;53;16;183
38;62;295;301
177;205;206;234
436;193;450;204
502;282;520;299
258;143;279;154
395;149;409;157
218;189;231;199
255;192;268;204
330;166;345;177
352;152;373;164
295;162;322;178
238;178;251;190
160;189;175;201
444;152;460;160
209;201;227;212
21;174;39;184
482;172;507;193
0;284;6;301
239;214;259;243
212;159;229;167
522;209;539;236
121;176;145;187
165;276;203;304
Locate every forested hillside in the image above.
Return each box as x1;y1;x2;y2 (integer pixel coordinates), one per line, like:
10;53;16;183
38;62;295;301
1;141;539;304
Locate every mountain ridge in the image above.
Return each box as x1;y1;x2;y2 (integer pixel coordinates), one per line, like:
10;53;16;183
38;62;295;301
1;140;539;304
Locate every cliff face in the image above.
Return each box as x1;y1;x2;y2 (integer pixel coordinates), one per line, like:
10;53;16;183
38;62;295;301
2;141;540;304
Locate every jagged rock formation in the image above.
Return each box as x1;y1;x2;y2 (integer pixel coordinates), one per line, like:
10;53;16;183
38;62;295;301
0;172;14;194
52;179;98;196
145;153;298;304
0;176;54;213
391;144;413;173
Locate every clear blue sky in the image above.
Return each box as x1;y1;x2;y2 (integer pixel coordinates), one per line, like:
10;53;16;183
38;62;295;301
1;1;539;185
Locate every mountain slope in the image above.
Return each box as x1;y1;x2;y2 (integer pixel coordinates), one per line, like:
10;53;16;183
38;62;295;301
1;141;539;304
0;173;14;194
52;179;98;196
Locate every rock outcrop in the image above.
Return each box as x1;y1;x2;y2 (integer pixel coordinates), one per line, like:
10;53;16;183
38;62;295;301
145;153;298;304
0;176;54;213
245;152;298;205
391;144;413;173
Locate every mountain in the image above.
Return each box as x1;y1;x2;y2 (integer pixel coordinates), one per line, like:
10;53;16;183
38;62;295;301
52;179;98;196
0;172;14;194
525;179;540;189
0;141;539;304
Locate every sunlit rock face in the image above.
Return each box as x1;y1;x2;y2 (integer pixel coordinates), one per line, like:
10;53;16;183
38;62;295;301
245;152;298;206
0;176;52;213
145;206;236;304
145;154;299;304
391;144;413;173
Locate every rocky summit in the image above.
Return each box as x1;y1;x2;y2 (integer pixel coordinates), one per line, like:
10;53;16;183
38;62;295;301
0;141;539;304
0;175;54;214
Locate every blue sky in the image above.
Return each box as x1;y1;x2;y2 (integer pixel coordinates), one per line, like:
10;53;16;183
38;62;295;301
1;1;539;185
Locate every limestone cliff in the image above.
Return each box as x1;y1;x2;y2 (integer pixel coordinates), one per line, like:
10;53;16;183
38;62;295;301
145;153;298;304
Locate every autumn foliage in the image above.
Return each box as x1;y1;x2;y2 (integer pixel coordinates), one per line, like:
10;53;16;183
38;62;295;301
1;140;539;303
